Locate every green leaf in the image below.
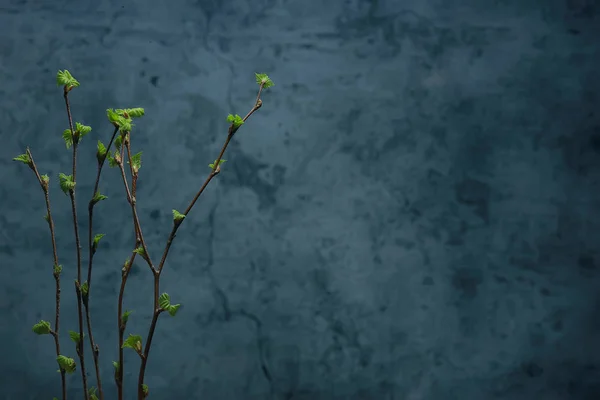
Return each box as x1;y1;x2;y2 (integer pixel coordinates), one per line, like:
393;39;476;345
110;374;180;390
121;309;133;324
116;108;145;118
107;109;134;132
56;70;80;88
58;173;75;194
133;246;145;257
92;233;105;254
75;122;92;140
112;361;120;372
114;133;123;150
32;320;52;335
208;159;227;170
40;174;50;185
107;150;119;167
172;209;186;222
129;151;142;172
255;73;274;89
44;213;50;223
80;281;89;298
91;191;108;206
122;334;143;352
226;114;244;129
167;304;181;317
142;384;149;396
13;153;31;166
56;355;76;373
62;129;73;149
68;330;83;344
97;140;107;162
53;264;62;276
89;387;99;400
106;108;120;124
158;293;171;309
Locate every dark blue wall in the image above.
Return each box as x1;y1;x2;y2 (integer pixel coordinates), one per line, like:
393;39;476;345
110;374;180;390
1;0;599;399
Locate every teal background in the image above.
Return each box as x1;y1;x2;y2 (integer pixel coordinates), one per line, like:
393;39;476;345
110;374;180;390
1;0;599;399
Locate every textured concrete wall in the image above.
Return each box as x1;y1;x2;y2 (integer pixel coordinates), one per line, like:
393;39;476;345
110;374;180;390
1;0;599;399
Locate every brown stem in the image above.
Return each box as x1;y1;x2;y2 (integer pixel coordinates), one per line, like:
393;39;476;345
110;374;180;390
64;90;89;400
116;142;154;272
116;131;152;399
137;85;266;399
116;246;139;400
83;126;119;400
26;149;67;399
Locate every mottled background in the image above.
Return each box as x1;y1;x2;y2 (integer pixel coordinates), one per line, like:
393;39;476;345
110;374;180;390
0;0;599;399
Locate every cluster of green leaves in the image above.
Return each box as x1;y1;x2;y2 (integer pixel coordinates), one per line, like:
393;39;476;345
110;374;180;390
62;122;92;149
58;173;75;194
158;293;181;316
56;355;76;374
56;70;80;89
209;159;227;170
255;73;274;89
172;209;186;222
12;153;32;168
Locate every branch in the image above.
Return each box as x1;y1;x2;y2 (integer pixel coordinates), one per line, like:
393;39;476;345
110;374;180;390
25;148;67;400
83;126;119;400
137;83;267;400
63;88;89;400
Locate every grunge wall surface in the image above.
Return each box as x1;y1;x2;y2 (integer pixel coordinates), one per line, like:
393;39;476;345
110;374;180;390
0;0;599;399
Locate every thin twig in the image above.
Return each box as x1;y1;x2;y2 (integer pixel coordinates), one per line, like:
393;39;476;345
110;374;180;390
26;148;67;400
63;88;89;400
83;126;119;400
136;85;265;399
116;132;150;400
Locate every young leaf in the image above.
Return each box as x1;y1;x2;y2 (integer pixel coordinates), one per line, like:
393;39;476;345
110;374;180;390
133;246;145;257
122;334;143;352
58;173;75;194
142;384;149;397
75;122;92;139
13;153;32;166
158;293;171;309
172;209;186;222
119;119;133;133
40;174;50;186
114;133;123;150
129;151;142;172
53;264;63;276
255;73;274;89
68;330;83;344
116;108;145;118
226;114;244;129
208;159;227;170
89;387;99;400
56;355;76;373
56;70;80;88
107;150;119;167
112;361;120;372
121;309;133;324
91;191;108;205
97;140;107;162
107;108;120;124
92;233;105;254
167;304;181;317
32;320;52;335
62;129;73;149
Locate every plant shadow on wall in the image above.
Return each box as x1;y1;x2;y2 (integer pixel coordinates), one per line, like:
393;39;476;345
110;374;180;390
13;70;275;400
